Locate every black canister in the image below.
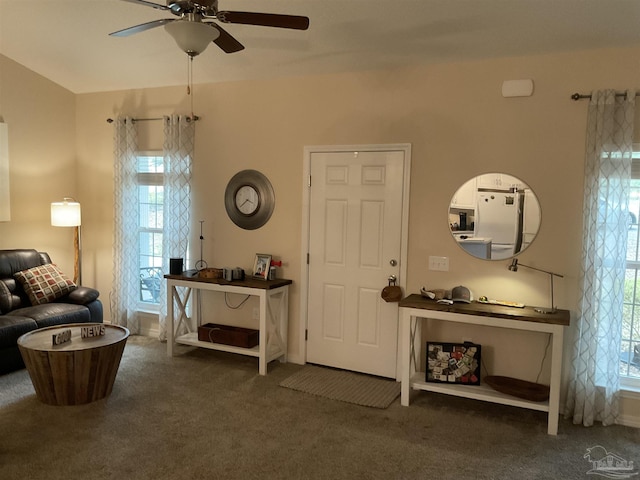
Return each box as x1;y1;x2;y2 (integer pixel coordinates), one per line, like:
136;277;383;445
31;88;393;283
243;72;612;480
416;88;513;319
233;268;245;281
169;258;183;275
459;212;467;231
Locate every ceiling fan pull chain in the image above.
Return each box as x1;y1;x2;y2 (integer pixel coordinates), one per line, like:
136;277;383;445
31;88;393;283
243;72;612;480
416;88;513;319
189;56;195;119
187;56;192;96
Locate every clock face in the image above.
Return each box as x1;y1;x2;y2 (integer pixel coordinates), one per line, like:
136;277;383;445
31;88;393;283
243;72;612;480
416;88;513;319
235;185;259;216
224;170;275;230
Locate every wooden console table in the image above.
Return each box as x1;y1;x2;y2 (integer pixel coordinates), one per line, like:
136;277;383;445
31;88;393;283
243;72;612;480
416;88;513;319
165;274;292;375
399;294;570;435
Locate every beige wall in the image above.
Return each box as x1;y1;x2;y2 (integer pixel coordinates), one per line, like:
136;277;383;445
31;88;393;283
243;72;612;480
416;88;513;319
0;55;78;273
3;45;640;425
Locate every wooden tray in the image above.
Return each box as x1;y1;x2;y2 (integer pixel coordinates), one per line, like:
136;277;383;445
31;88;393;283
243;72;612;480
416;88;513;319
484;375;550;402
197;323;259;348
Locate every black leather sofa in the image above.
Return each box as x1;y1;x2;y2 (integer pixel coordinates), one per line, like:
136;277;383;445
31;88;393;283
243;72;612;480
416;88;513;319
0;249;103;374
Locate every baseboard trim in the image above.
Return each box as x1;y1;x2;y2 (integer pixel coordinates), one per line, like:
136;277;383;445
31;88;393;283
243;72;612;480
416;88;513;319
138;326;160;338
617;414;640;429
285;353;304;365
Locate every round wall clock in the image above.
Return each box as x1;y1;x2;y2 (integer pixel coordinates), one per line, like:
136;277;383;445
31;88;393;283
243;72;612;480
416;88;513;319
224;169;275;230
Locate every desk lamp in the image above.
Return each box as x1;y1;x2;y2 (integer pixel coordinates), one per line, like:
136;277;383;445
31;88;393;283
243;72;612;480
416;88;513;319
508;259;563;314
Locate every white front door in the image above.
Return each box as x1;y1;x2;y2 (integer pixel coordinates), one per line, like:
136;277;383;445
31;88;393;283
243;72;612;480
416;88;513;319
305;147;409;378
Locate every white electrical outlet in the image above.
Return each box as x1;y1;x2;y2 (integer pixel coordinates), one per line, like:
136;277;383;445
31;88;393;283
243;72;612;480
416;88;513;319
252;308;260;320
428;256;449;272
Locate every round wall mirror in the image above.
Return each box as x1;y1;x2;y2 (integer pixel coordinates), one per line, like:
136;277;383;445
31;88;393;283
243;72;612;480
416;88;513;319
449;173;541;260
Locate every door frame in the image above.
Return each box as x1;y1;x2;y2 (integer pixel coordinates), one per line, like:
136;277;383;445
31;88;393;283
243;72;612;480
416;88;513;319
299;143;412;379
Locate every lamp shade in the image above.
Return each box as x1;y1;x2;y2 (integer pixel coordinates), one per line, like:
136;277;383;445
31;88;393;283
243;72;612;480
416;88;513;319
51;199;81;227
165;20;220;57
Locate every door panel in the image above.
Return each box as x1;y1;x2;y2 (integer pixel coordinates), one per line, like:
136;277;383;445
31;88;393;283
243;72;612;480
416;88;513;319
325;200;347;264
306;149;405;378
358;287;380;346
322;284;344;340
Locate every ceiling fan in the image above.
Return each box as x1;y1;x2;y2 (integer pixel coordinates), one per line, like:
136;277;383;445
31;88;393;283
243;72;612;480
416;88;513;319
110;0;310;57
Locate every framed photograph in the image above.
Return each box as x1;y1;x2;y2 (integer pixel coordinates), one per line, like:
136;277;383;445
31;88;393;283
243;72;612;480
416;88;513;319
253;254;271;280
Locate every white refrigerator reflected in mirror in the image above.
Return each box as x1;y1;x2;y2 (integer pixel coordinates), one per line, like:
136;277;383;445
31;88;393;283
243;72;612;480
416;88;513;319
449;173;541;260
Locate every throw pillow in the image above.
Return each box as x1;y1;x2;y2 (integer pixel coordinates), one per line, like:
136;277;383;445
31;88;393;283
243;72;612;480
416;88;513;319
14;264;76;305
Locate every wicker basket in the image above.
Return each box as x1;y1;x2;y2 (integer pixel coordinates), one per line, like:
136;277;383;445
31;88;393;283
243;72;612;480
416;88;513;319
198;268;223;279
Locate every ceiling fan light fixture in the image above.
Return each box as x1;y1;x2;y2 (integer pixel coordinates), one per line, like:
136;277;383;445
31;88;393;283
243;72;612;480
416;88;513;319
165;20;219;57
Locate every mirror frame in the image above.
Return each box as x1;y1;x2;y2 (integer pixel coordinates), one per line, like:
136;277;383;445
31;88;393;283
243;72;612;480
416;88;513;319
449;173;541;261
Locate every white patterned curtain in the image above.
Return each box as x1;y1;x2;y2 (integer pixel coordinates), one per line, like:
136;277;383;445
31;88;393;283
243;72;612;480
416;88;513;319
112;116;141;333
565;90;635;426
158;115;194;341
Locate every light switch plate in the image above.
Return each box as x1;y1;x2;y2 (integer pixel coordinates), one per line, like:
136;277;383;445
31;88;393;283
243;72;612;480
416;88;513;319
428;256;449;272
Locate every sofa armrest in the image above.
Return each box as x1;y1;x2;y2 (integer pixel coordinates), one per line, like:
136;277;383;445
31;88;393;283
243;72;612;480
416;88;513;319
62;286;100;305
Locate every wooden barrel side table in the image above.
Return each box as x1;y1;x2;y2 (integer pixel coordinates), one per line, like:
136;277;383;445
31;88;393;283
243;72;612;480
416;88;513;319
17;323;130;406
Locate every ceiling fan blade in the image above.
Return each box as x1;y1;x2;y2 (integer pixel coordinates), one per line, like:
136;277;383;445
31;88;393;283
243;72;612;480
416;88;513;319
207;23;245;53
118;0;171;11
217;11;309;30
109;19;175;37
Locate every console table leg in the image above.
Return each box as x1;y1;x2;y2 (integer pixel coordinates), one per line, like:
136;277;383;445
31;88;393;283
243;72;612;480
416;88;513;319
266;291;287;360
278;289;289;363
400;310;412;406
167;284;175;356
259;293;267;376
547;328;563;435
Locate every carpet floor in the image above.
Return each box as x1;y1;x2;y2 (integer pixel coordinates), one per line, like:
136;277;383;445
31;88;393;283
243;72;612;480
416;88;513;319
1;335;639;480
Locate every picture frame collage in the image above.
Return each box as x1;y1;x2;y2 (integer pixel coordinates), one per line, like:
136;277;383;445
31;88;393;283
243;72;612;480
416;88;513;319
426;342;481;385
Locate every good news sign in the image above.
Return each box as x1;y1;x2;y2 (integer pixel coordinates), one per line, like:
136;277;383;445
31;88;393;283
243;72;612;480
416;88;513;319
52;325;106;346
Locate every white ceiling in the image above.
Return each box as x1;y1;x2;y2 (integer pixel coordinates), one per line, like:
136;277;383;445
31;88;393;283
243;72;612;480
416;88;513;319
2;0;640;94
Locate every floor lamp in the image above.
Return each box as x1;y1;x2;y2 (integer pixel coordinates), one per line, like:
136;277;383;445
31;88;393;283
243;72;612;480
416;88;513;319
51;198;82;285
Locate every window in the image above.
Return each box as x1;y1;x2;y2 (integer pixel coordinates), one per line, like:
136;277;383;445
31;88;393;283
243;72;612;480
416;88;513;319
137;152;164;307
622;153;640;383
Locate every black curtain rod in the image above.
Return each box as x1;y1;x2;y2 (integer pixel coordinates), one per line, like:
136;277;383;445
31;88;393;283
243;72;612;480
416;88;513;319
571;92;640;101
106;115;199;123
